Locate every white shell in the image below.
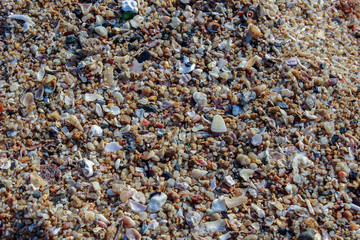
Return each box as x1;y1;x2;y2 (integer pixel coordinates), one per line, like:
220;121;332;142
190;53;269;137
224;175;236;186
128;199;146;213
89;125;103;137
211;198;227;212
239;169;255;181
185;211;201;227
105;142;122;153
204;219;227;232
148;193;167;212
81;159;94;178
122;0;138;13
109;106;120;115
211;115;227;133
193;92;207;109
190;169;207;179
225;196;248;209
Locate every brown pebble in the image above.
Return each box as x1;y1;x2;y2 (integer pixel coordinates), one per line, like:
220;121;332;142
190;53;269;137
121;115;132;125
343;210;353;222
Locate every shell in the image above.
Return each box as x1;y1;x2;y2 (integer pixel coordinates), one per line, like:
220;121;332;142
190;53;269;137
21;92;34;107
185;211;202;227
211;115;227;133
89;125;103;137
245;55;261;70
148;193;167;212
122;0;138;13
128;200;146;213
248;24;262;38
120;190;135;203
125;228;141;240
205;219;227;232
121;216;135;228
104;142;122;153
211;198;227;212
193;92;207;109
43;75;57;93
190;169;207;178
80;159;94;178
65;114;84;131
225;196;248;208
34;85;44;100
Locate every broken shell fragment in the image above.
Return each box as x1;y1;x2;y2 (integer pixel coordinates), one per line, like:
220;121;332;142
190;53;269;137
21;92;34;107
125;228;141;240
211;115;227;133
80;159;94;178
185;211;202;227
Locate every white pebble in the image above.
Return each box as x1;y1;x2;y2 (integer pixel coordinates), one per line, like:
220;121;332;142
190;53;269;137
211;115;227;133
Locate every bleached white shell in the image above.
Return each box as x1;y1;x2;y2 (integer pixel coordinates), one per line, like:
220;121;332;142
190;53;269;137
211;115;227;133
190;169;207;178
148;193;167;212
81;159;94;178
128;199;146;213
239;169;255;181
204;219;227;232
193;92;207;109
89;125;103;137
185;211;202;227
105;142;122;153
225;196;248;208
122;0;138;13
211;198;227;212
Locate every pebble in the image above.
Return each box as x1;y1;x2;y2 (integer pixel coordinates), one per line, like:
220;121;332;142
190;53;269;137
30;172;47;188
239;91;256;105
211;115;227;133
137;50;151;63
148;193;167;212
94;26;108;37
130;15;144;29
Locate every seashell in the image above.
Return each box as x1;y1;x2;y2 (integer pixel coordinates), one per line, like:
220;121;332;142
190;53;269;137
126;229;141;240
248;24;262;38
121;216;136;228
148;192;167;212
120;190;135;203
240;169;255;181
224;176;236;186
85;93;103;102
105;142;122;153
207;21;221;33
103;66;114;85
95;103;103;117
37;66;45;81
190;169;207;178
112;183;124;195
128;200;146;213
96;214;110;225
122;0;138;13
34;85;44;100
21;92;34;107
79;3;93;15
285;57;298;66
65;114;83;131
245;55;261;70
211;198;227;212
43;75;57;93
185;211;202;227
251;134;262;146
89;125;103;137
193;92;207;109
304;110;317;120
8;14;35;26
113;92;124;104
211;115;227;133
251;203;265;218
109;106;120;115
210;178;217;191
84;210;96;222
225;196;248;209
205;219;227;232
80;159;94;178
132;191;146;204
179;56;195;74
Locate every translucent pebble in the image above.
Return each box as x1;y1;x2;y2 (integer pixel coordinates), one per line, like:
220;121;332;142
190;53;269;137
251;203;265;218
240;169;255;181
148;193;167;212
225;196;248;208
109;106;120;115
193;92;207;109
89;125;103;137
128;200;146;213
251;134;262;146
105;142;122;153
190;169;208;178
185;211;202;227
211;198;227;212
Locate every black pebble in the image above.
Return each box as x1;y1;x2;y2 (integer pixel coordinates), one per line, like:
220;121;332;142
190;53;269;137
73;9;82;19
66;35;77;44
349;171;358;181
320;63;326;69
128;43;135;51
174;163;182;171
340;127;347;134
331;134;339;144
33;191;41;198
279;228;287;236
297;228;315;240
0;183;5;189
113;36;121;44
137;50;151;63
160;172;172;180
